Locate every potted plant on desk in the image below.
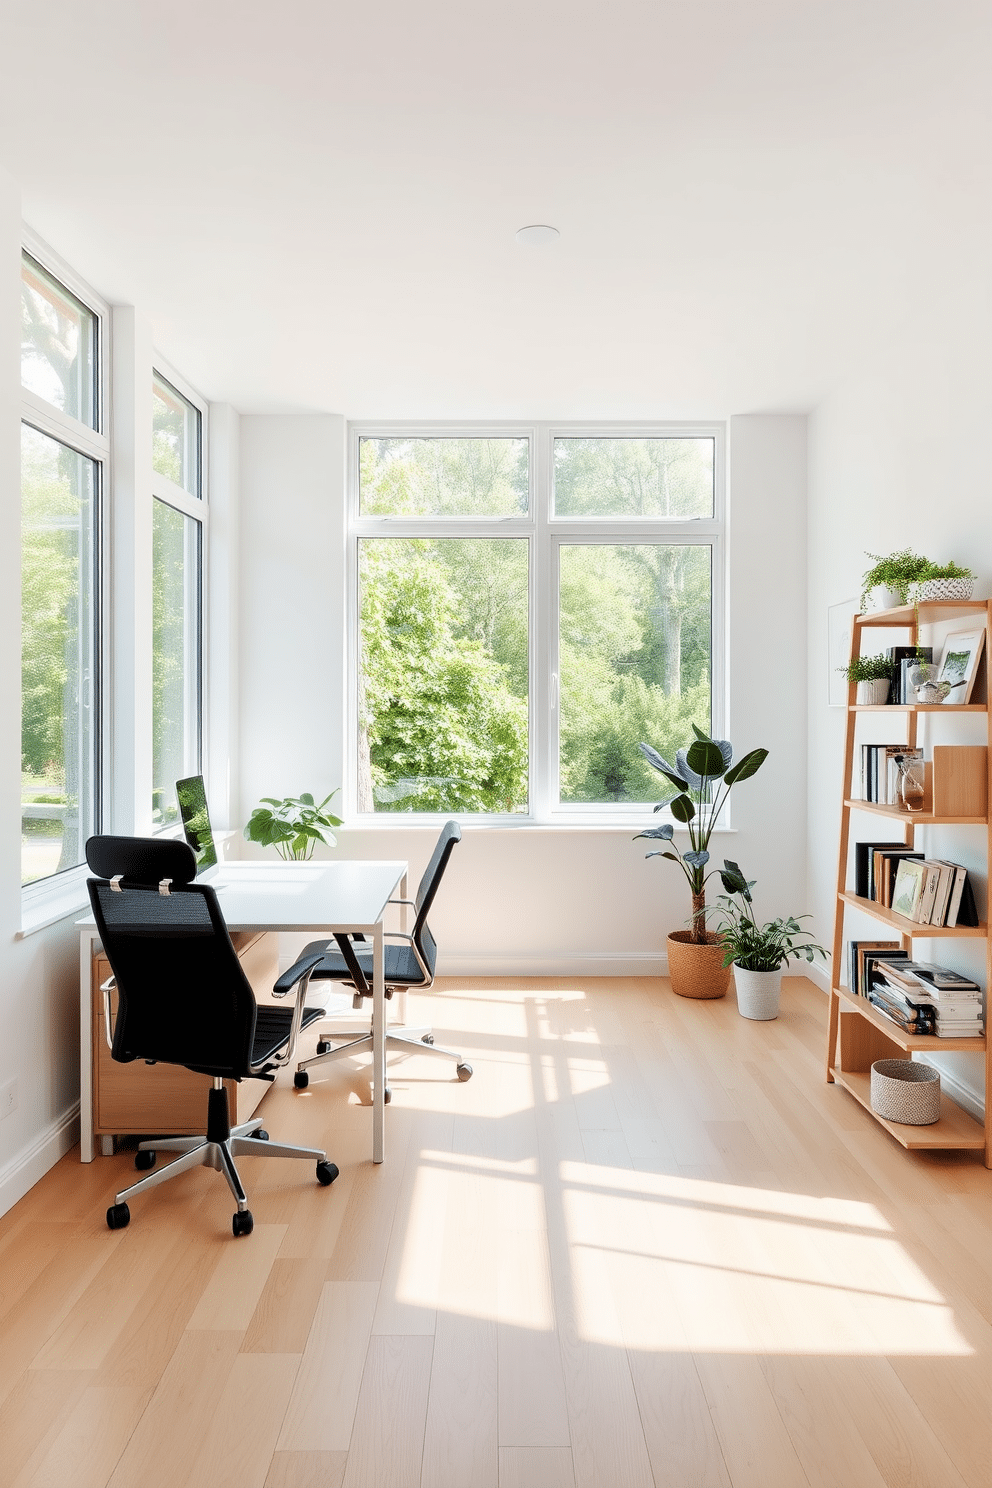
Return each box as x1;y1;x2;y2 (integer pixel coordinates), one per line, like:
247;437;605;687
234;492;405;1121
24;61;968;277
243;791;342;860
635;728;768;999
712;862;826;1020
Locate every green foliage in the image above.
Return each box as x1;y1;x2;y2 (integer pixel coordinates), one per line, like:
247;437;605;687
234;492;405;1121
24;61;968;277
244;791;343;860
635;731;769;941
840;652;894;683
924;560;974;581
711;864;826;971
360;540;528;812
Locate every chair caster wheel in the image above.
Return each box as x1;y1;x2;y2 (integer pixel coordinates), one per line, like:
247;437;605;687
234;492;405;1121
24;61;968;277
134;1149;156;1171
316;1160;339;1186
456;1062;473;1081
316;1040;331;1055
422;1033;435;1045
255;1129;269;1141
384;1087;392;1104
107;1202;130;1230
294;1071;309;1089
233;1210;254;1237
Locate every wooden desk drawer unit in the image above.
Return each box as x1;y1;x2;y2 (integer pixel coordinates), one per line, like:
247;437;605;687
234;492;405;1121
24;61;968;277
91;930;279;1141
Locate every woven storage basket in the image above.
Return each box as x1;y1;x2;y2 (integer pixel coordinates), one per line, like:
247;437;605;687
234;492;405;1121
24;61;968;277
870;1059;940;1125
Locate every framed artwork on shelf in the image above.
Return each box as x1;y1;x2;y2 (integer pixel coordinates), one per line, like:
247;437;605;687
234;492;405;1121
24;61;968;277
828;598;858;707
937;629;986;704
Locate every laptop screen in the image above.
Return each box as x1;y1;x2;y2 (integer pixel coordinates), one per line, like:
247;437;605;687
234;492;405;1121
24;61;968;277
175;774;218;872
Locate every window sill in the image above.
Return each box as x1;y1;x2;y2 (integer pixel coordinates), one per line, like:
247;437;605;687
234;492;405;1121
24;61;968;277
19;864;90;938
342;816;738;834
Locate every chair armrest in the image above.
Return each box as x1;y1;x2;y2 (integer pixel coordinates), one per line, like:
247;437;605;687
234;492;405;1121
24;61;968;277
101;974;116;1051
272;950;327;997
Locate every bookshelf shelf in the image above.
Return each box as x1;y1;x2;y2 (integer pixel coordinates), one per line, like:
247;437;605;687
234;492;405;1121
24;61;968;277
839;891;987;937
843;799;986;826
829;1068;986;1149
832;984;986;1052
850;704;986;714
826;598;992;1165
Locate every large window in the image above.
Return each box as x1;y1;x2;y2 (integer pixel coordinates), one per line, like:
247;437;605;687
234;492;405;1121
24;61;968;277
20;252;104;885
151;371;204;828
352;428;723;818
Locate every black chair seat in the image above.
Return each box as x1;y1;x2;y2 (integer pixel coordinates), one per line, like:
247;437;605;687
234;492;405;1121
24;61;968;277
252;1005;325;1066
302;940;429;988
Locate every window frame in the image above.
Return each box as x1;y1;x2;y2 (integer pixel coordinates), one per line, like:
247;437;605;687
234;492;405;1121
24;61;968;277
149;358;208;831
347;421;726;825
19;230;110;912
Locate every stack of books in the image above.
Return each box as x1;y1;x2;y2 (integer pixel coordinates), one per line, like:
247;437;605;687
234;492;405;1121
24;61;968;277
886;646;933;704
860;745;923;804
870;959;984;1039
890;857;978;926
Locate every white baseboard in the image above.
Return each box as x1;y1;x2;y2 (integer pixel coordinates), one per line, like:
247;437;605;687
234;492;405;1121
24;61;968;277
802;957;832;993
438;950;668;978
0;1103;80;1220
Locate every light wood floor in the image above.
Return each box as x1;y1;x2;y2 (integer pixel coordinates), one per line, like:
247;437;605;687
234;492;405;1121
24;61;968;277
4;975;992;1487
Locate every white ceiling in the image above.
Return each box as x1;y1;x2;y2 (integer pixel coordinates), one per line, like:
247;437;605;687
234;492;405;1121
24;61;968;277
1;0;989;419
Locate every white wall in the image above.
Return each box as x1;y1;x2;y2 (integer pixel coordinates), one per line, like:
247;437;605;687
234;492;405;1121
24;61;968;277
807;262;992;1113
237;412;809;974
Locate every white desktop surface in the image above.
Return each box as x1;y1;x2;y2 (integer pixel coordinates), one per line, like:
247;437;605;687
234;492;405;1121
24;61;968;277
201;858;406;932
78;857;408;1166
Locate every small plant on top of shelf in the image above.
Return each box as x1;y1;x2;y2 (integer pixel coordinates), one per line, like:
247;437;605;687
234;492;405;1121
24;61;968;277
860;549;935;610
839;653;894;684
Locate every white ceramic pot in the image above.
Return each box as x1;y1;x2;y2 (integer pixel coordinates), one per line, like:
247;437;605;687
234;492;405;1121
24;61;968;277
856;678;890;705
733;965;783;1020
868;585;902;612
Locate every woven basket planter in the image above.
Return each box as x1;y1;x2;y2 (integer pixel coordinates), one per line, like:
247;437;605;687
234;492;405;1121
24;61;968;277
870;1059;940;1125
733;966;782;1020
666;931;731;999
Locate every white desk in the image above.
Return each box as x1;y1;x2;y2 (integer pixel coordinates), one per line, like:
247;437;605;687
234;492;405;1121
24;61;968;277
78;857;407;1165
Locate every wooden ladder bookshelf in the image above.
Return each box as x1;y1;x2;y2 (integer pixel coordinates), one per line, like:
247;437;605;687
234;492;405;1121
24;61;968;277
825;598;992;1164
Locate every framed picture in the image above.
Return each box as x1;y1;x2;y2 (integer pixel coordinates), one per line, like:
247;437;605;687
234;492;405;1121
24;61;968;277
937;629;986;704
827;598;858;707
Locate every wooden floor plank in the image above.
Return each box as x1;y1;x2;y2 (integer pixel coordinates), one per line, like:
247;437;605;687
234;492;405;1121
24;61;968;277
340;1334;434;1488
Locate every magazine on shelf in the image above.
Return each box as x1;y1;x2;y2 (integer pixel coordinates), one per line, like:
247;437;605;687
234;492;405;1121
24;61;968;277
847;939;902;996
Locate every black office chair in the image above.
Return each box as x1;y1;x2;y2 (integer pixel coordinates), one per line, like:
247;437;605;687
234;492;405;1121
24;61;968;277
86;835;338;1237
293;820;472;1095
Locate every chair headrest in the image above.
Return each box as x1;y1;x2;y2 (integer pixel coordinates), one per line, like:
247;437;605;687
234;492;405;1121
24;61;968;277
85;835;198;886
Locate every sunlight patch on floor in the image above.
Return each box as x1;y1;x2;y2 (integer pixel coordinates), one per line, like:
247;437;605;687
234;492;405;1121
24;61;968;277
562;1164;971;1357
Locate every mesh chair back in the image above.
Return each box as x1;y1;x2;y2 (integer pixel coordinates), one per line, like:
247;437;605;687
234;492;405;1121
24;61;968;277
86;836;257;1079
411;820;461;978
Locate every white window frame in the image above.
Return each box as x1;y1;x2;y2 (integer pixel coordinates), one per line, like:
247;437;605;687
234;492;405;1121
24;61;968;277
150;358;208;829
19;230;111;921
347;421;726;825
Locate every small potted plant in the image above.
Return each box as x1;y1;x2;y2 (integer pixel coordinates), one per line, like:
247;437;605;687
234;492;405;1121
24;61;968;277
912;560;975;603
839;652;894;705
713;862;826;1020
860;549;935;611
243;791;342;860
635;728;768;999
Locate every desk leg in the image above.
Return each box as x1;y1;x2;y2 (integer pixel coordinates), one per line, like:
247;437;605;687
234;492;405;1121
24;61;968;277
372;921;385;1163
80;931;95;1162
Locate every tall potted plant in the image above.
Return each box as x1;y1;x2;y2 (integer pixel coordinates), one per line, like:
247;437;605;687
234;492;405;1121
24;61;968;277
635;728;768;999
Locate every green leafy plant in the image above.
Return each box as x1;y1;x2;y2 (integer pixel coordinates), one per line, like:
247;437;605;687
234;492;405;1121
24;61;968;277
921;560;974;582
243;791;342;860
635;727;768;944
711;861;826;971
859;549;935;610
839;652;894;684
